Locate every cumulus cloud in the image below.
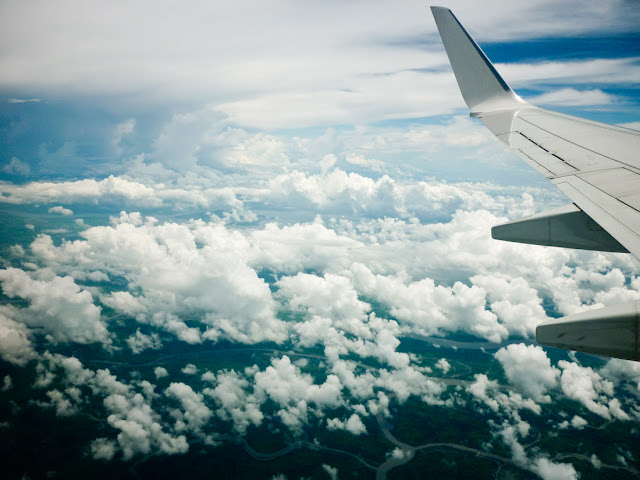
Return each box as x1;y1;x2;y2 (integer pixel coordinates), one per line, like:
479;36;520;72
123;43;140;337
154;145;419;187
165;382;212;434
0;307;36;365
530;457;578;480
30;215;288;345
327;413;367;436
29;353;190;460
558;361;629;421
2;4;639;474
494;344;559;403
599;358;640;386
0;175;242;211
570;415;587;429
348;262;505;342
203;369;264;434
105;392;188;459
126;329;162;354
322;464;338;480
48;206;73;215
181;364;198;375
90;438;117;461
254;356;343;410
472;276;548;338
39;388;79;417
435;358;451;374
0;268;110;347
467;374;541;416
113;118;135;153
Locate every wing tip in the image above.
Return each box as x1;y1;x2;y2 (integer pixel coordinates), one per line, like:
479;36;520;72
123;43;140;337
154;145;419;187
430;6;527;113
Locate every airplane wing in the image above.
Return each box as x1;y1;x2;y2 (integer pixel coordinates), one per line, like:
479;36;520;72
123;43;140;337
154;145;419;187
431;6;640;362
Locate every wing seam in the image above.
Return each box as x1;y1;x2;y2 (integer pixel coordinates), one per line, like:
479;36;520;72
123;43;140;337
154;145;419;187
518;116;640;172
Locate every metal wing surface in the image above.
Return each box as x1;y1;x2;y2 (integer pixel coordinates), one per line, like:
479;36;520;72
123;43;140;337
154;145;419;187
431;6;640;361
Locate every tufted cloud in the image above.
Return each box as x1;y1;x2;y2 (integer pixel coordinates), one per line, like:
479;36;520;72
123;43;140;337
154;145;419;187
558;361;629;421
494;344;559;403
0;268;110;346
0;307;36;366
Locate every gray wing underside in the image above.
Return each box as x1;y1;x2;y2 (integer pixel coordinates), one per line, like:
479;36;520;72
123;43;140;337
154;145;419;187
431;6;640;361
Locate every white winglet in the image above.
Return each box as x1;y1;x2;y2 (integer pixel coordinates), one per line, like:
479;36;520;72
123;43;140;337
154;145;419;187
431;7;529;113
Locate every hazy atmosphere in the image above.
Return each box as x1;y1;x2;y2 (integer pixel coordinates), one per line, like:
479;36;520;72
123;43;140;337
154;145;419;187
1;1;640;479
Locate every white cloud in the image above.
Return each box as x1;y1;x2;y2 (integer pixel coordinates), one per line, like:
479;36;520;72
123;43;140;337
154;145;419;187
435;358;451;374
40;388;79;416
472;276;548;338
165;382;212;434
558;361;629;421
203;369;264;434
2;2;638;127
503;58;640;90
0;307;36;366
30;216;288;345
322;464;338;480
467;374;541;416
154;367;168;379
0;268;110;347
254;356;343;410
527;88;619;107
48;206;73;216
126;329;162;354
7;98;41;103
599;358;640;386
570;415;587;429
327;413;367;436
498;422;579;480
494;344;559;403
31;354;187;461
0;175;243;210
90;438;117;461
181;364;198;375
348;262;504;342
530;457;579;480
105;392;188;459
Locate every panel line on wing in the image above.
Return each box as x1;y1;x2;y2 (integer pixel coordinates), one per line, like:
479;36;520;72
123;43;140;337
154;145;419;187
517;115;640;172
516;150;555;177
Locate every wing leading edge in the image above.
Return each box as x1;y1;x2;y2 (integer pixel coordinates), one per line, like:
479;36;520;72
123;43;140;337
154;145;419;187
431;7;640;361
